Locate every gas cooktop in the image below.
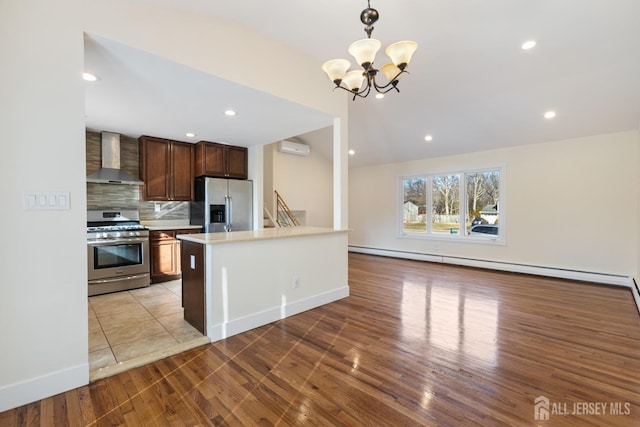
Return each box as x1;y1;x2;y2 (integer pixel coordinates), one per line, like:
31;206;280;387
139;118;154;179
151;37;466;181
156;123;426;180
87;209;147;237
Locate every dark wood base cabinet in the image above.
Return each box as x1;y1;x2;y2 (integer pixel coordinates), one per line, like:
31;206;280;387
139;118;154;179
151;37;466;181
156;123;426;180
150;229;201;283
180;240;206;335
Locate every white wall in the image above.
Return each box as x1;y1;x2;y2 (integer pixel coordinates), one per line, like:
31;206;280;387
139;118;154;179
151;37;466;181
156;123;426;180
0;0;348;411
636;126;640;306
0;0;89;411
349;131;639;278
638;125;640;281
267;143;334;228
263;143;275;217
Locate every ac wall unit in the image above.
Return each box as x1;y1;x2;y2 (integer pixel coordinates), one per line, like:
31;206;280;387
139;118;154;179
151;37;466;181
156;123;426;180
278;140;310;157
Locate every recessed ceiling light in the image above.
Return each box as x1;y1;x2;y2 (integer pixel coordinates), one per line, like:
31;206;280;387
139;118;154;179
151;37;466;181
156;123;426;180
83;72;98;82
348;149;355;155
185;132;196;138
224;110;237;117
424;134;433;142
544;110;556;119
375;93;384;99
521;40;537;50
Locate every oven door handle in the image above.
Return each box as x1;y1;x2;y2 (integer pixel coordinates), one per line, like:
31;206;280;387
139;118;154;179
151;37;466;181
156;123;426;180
87;237;149;246
88;273;150;285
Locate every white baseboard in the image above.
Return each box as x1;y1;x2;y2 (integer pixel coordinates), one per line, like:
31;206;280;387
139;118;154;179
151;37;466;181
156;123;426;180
0;363;88;413
207;286;349;342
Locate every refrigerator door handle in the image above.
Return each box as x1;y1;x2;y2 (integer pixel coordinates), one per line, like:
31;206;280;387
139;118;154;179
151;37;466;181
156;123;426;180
225;194;232;232
229;195;233;231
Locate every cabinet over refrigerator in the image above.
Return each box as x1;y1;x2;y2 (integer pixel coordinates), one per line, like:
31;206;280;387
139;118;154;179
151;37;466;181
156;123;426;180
190;177;253;232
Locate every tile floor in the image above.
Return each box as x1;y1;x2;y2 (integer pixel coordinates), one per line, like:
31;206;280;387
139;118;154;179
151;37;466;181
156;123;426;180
88;280;206;377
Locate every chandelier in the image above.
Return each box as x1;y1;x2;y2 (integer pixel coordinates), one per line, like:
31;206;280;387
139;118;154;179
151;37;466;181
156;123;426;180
322;0;418;100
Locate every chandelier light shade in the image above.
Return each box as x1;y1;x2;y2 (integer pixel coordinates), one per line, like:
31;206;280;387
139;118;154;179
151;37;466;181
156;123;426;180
322;0;418;100
348;39;382;68
342;70;367;91
385;41;418;69
380;63;403;84
321;59;352;85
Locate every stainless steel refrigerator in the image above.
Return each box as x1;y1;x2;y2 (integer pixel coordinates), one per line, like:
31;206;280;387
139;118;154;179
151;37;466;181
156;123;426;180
190;177;253;232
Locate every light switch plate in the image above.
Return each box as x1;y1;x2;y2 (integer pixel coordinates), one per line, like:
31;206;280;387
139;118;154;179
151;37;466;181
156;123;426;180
24;191;71;210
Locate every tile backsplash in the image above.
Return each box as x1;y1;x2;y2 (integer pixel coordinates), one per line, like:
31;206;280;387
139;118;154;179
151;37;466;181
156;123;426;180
86;130;189;221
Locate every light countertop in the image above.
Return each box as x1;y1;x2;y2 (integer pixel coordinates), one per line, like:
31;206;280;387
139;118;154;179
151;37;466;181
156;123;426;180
177;227;349;245
141;220;203;231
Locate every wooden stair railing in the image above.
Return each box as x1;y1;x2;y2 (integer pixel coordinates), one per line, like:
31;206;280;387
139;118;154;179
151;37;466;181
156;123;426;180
275;190;300;227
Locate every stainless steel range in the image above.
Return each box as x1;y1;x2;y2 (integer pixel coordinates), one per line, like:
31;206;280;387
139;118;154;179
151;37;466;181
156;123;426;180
87;209;150;296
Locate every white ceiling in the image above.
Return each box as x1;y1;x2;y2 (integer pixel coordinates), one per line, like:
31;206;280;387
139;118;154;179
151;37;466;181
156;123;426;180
85;0;640;168
83;35;334;148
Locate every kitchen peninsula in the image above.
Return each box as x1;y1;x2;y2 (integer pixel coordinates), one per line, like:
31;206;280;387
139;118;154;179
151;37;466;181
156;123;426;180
177;227;349;340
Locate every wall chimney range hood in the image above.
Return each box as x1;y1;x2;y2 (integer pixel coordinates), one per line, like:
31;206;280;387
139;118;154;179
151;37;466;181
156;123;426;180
86;131;143;185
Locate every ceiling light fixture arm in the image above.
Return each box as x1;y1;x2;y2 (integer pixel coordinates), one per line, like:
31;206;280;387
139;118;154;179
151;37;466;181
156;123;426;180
330;67;408;100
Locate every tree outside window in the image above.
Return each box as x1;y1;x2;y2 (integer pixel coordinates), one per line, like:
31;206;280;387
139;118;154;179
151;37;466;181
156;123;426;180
432;175;460;235
465;171;499;229
402;177;427;232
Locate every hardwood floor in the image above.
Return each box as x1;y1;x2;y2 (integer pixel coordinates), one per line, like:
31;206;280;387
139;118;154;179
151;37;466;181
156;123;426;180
2;253;639;426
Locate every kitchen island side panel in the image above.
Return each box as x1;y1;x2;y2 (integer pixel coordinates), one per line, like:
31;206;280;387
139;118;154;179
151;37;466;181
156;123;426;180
202;230;349;341
181;240;206;334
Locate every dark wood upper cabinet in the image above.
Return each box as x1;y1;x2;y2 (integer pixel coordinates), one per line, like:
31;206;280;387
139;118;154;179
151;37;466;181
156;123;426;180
226;145;249;179
194;141;248;179
139;136;170;200
194;141;225;177
171;142;194;199
139;136;194;201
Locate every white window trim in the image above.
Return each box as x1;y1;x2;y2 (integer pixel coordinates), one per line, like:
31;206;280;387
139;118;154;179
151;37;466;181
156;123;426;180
398;164;506;245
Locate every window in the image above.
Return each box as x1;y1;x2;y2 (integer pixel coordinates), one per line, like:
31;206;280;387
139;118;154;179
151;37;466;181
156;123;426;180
402;177;427;232
432;174;460;235
401;167;503;241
